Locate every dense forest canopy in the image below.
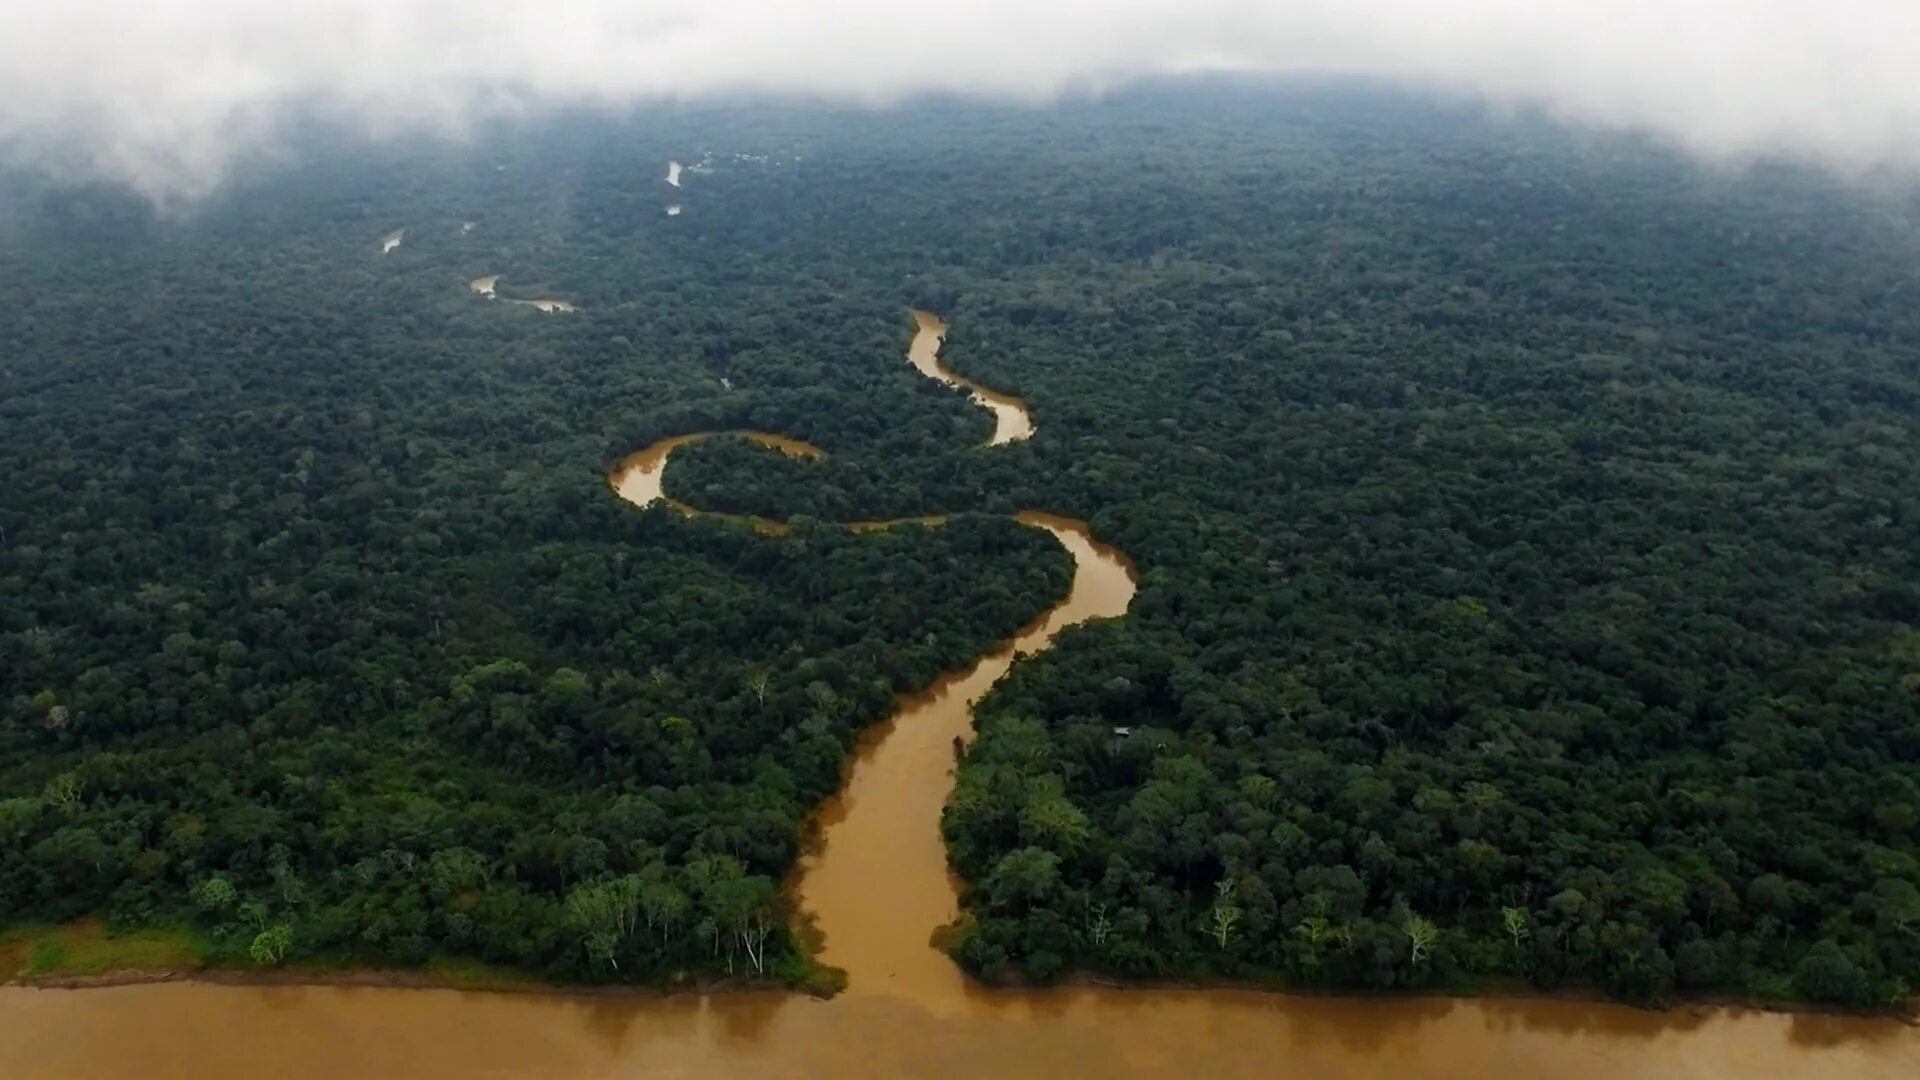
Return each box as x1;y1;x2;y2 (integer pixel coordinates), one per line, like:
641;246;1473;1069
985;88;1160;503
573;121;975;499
2;81;1918;1005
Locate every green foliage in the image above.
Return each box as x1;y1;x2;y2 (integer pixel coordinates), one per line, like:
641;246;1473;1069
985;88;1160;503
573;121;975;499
191;877;237;914
1794;939;1873;1006
249;924;294;967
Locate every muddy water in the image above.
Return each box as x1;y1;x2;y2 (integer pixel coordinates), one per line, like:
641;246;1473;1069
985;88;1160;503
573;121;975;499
4;315;1917;1078
2;981;1915;1079
908;310;1034;445
610;430;825;535
800;511;1134;1009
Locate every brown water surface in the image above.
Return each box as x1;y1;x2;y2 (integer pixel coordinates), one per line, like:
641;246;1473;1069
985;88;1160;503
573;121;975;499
6;980;1917;1079
798;510;1134;1010
5;315;1916;1077
610;431;825;534
907;310;1034;445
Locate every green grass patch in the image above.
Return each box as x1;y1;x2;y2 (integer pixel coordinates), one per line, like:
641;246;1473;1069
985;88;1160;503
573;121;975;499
423;953;541;992
30;937;69;973
0;924;51;981
0;920;208;981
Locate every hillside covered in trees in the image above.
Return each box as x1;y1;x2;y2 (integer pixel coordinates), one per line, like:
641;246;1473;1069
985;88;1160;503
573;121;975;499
2;82;1918;1005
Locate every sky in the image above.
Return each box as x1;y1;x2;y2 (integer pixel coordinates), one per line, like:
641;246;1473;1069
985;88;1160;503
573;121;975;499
2;1;1918;199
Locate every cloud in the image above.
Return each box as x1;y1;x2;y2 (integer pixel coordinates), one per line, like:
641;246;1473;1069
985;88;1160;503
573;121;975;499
3;1;1919;199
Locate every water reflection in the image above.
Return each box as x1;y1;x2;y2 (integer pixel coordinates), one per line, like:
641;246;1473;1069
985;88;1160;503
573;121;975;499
2;982;1912;1078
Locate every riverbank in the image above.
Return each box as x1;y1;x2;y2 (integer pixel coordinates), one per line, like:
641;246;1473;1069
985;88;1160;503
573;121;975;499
17;964;812;1000
930;916;1918;1023
1058;971;1920;1025
13;917;1909;1026
0;920;838;999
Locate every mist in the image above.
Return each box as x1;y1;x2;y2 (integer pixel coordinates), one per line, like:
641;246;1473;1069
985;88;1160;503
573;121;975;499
4;1;1918;199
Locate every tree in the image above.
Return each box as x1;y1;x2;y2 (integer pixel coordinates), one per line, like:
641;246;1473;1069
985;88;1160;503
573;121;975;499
427;848;490;901
191;876;237;913
1207;880;1243;951
640;876;691;946
42;773;84;815
1086;903;1113;949
1501;906;1530;948
239;900;271;931
582;931;618;970
983;848;1060;910
745;669;772;708
249;924;294;966
268;849;307;909
1870;878;1920;939
565;878;641;970
1403;914;1437;966
688;856;777;976
1019;789;1089;852
1794;939;1871;1006
0;797;42;840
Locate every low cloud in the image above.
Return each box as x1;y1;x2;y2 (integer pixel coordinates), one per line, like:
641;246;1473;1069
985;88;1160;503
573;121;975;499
4;1;1919;198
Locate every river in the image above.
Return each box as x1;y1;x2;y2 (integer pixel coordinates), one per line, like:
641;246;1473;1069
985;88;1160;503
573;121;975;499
2;314;1915;1078
906;310;1034;445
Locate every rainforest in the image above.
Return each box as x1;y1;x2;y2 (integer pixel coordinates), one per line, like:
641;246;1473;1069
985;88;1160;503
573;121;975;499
1;83;1918;1017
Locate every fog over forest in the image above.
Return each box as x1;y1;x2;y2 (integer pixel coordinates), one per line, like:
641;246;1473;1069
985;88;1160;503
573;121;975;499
3;1;1920;199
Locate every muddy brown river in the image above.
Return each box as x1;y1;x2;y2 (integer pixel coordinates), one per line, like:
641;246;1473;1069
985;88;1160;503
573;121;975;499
907;310;1034;445
3;314;1915;1078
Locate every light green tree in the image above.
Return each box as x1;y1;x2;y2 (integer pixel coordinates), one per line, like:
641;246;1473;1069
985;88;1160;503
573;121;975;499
249;924;293;966
745;669;772;708
0;797;42;840
1501;906;1531;947
191;876;237;913
42;773;84;815
1086;903;1113;948
640;876;691;946
1403;914;1438;965
565;875;644;969
1207;879;1242;950
1019;789;1090;852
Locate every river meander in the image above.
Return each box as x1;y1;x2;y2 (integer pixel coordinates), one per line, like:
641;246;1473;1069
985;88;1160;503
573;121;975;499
1;314;1915;1078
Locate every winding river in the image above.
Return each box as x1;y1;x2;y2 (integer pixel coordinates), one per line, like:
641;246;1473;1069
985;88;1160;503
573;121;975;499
2;315;1916;1078
905;310;1033;445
